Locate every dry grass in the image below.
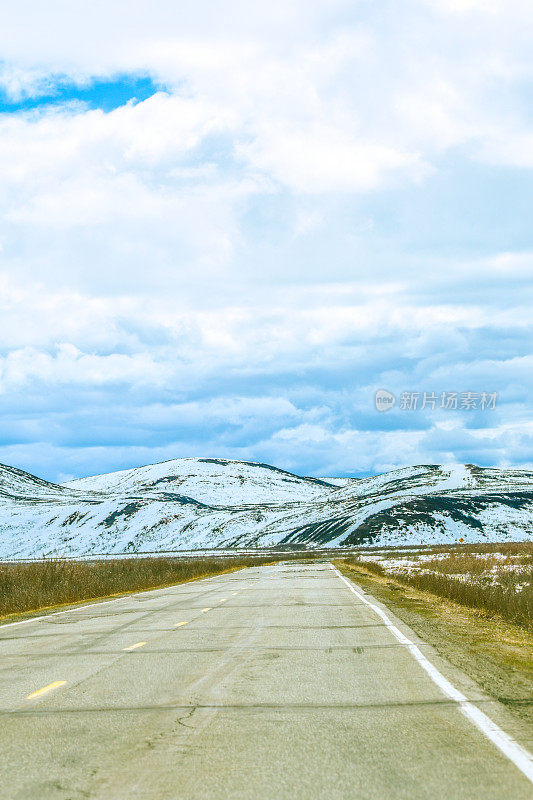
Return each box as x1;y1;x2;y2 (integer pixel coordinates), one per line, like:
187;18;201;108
359;541;533;559
0;555;280;619
335;558;533;723
428;541;533;557
346;545;533;629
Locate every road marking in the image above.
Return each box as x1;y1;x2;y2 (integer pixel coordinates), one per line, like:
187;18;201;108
26;681;66;700
219;598;227;603
0;568;243;631
333;565;533;785
174;621;188;627
123;641;146;651
231;592;238;596
201;608;211;613
0;598;121;630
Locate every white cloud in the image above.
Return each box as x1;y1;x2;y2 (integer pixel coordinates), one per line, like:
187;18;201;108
477;130;533;169
422;0;516;14
0;0;531;477
238;125;426;193
0;345;171;392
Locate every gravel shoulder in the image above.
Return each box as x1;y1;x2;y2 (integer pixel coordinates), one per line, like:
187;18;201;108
335;559;533;726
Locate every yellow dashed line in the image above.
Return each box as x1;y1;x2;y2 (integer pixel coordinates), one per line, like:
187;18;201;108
174;621;188;627
123;641;146;651
26;681;66;700
219;598;227;603
201;608;211;613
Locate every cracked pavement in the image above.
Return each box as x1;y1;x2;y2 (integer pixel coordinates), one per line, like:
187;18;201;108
0;561;531;799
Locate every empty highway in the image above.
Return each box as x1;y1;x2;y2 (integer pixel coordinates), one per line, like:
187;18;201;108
0;561;531;799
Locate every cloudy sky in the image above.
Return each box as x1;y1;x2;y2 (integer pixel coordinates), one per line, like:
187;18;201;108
0;0;532;482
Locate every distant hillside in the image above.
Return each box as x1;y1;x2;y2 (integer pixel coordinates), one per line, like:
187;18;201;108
64;457;335;504
0;458;531;558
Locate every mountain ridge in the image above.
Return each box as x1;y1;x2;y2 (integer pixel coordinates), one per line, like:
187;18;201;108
0;458;531;557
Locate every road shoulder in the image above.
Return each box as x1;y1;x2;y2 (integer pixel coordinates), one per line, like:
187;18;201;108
334;559;533;732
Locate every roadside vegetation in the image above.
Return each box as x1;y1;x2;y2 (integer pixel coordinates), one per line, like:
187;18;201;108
0;554;282;620
335;552;533;723
342;542;532;629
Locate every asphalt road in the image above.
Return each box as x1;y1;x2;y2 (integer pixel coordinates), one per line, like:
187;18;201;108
0;561;531;799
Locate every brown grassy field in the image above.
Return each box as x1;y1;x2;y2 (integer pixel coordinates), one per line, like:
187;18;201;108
344;542;532;629
0;554;280;620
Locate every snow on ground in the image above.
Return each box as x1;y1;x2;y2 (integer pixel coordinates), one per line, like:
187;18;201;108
0;459;531;557
358;546;532;592
64;458;335;505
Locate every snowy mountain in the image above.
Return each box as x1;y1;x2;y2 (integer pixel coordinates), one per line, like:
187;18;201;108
0;458;531;558
63;458;335;505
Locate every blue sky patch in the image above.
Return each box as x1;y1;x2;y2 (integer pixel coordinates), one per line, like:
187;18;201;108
0;73;162;113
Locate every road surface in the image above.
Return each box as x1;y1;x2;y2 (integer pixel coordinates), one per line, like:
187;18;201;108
0;561;531;799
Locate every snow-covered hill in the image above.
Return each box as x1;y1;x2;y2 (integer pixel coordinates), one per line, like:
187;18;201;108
0;458;531;558
64;458;335;505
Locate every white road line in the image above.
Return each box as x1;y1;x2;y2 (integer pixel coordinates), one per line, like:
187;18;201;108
332;565;533;784
0;598;121;630
0;570;239;631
